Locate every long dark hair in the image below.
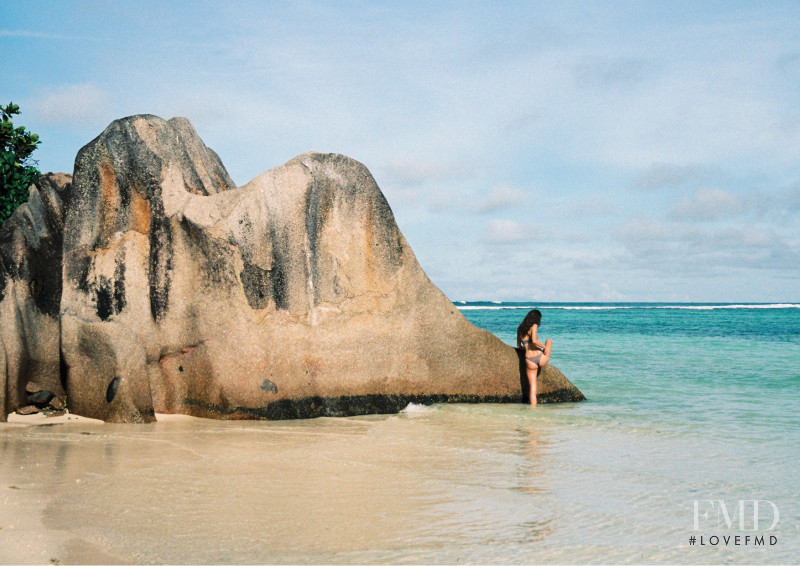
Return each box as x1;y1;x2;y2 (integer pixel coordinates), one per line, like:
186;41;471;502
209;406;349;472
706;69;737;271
517;309;542;339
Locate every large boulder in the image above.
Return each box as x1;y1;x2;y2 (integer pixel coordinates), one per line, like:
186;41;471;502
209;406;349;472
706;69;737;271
0;173;71;420
3;115;584;422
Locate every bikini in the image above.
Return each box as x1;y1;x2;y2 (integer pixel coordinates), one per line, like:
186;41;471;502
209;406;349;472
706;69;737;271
521;338;546;365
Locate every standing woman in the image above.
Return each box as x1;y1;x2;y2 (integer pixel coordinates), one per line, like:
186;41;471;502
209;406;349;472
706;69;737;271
517;309;552;406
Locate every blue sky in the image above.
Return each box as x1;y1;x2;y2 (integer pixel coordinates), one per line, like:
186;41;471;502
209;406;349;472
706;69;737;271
3;1;799;302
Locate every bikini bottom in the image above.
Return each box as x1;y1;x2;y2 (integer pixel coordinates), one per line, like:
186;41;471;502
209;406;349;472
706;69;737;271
525;352;543;366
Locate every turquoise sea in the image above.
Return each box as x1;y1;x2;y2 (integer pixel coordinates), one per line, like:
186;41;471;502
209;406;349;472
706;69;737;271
1;302;798;564
457;302;800;563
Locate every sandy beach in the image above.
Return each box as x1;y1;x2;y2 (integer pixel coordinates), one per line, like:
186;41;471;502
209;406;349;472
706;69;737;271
2;413;188;565
3;410;463;565
3;412;115;565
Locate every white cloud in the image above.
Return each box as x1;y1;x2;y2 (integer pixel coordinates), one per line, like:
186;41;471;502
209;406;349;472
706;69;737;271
615;217;679;242
670;188;744;221
633;162;713;190
381;156;474;187
0;29;75;40
503;15;800;172
613;213;799;276
564;195;618;218
428;187;463;212
484;219;535;244
574;56;652;89
31;83;114;127
788;182;800;210
475;184;526;213
559;230;593;243
598;282;629;302
6;2;800;301
710;227;776;251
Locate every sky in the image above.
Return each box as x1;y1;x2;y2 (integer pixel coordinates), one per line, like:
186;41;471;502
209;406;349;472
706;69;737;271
3;1;799;302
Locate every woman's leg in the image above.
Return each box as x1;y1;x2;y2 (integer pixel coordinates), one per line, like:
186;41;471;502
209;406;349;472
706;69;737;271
529;339;553;405
526;364;538;406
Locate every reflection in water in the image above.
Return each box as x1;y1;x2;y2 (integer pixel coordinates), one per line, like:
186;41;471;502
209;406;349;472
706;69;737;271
516;424;549;495
514;425;556;544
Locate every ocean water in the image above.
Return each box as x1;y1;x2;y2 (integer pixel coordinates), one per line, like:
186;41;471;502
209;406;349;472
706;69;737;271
456;302;800;563
1;303;798;564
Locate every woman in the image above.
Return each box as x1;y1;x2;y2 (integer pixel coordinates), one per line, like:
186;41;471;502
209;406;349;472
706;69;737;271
517;309;552;406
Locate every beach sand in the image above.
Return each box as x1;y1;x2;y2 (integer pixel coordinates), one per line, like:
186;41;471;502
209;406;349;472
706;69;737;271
3;382;796;565
1;411;445;565
2;412;119;565
2;413;190;565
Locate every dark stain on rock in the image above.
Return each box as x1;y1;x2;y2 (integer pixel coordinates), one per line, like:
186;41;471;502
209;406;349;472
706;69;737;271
270;252;288;310
304;172;335;306
113;251;126;313
537;388;587;403
240;261;272;310
260;378;278;394
95;255;126;321
167;117;236;195
298;153;406;309
183;220;239;290
371;191;405;269
106;376;120;403
304;176;327;250
59;348;68;393
0;175;69;317
96;283;114;321
118;170;131;211
67;253;92;293
148;178;172;322
78;326;115;360
29;234;63;319
182;393;522;420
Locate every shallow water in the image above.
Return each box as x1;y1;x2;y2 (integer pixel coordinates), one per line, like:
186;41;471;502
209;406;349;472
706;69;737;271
1;303;798;564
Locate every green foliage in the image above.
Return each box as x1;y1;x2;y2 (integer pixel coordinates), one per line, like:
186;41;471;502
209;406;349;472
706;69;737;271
1;102;41;224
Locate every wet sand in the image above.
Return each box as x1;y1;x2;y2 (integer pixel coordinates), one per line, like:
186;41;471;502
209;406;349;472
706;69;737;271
2;412;120;564
3;409;510;565
4;400;793;565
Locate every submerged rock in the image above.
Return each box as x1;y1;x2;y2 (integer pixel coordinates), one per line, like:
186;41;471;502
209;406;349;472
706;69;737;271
1;115;584;422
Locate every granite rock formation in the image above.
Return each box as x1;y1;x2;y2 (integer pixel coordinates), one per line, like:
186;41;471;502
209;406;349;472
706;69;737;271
1;115;584;422
0;173;71;419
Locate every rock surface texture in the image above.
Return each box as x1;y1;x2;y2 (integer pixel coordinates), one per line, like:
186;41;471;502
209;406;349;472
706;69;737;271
0;173;71;419
1;115;584;422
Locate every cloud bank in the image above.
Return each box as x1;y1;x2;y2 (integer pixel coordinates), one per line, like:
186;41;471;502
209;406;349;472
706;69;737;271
2;1;799;301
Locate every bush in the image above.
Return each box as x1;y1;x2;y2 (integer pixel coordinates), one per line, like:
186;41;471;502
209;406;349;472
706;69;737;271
1;103;41;223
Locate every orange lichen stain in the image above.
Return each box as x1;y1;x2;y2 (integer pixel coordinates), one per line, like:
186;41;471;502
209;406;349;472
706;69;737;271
98;159;118;242
130;187;151;235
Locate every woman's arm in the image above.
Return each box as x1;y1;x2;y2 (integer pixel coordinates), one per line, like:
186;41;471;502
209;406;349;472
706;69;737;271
539;338;553;366
530;325;546;350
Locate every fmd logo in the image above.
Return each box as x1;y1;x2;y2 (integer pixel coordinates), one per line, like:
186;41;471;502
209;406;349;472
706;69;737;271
693;500;779;531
